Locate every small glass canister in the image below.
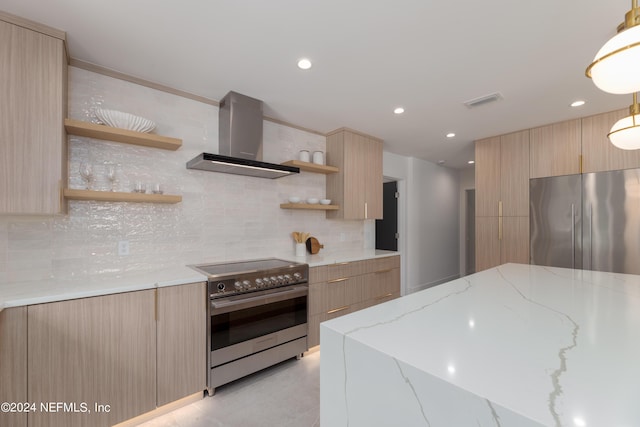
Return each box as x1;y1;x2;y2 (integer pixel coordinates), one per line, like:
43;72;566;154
312;151;324;165
299;150;310;162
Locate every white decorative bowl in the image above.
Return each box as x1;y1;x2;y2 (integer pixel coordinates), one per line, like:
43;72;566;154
95;109;156;133
320;199;331;205
306;198;319;204
288;196;301;203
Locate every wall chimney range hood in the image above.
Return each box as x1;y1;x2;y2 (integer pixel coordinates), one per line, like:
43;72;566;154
187;91;299;179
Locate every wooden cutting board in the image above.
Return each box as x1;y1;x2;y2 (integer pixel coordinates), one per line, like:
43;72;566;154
305;237;324;254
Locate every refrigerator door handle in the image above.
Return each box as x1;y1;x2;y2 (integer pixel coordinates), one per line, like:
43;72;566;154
588;203;593;270
571;203;575;269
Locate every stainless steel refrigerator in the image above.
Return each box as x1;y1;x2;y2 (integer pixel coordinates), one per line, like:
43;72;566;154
530;168;640;275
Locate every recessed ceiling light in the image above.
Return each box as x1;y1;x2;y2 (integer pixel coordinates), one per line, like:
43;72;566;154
393;107;405;114
570;100;586;107
468;160;475;164
297;58;312;70
446;133;456;138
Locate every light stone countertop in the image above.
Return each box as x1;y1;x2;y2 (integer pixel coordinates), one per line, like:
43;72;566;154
0;249;399;311
320;263;640;427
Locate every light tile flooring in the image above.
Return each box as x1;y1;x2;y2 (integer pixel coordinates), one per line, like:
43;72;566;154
139;351;320;427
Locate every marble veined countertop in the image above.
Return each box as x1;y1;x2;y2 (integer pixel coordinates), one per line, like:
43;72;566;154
0;249;398;311
320;263;640;427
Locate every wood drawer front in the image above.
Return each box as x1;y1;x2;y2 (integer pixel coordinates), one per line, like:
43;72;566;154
309;276;363;315
308;306;355;348
326;260;366;280
362;268;400;301
364;255;400;273
309;265;327;284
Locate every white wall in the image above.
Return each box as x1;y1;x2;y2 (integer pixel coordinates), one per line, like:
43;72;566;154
383;152;460;294
458;167;475;276
0;67;365;284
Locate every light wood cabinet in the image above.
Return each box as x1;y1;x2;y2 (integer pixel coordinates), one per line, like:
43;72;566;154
530;119;581;178
0;307;27;427
308;255;400;347
475;130;529;272
156;283;206;406
0;16;67;214
582;108;640;173
326;128;383;219
27;291;156;427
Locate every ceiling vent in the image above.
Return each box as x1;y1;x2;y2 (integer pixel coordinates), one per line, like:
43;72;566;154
463;92;503;108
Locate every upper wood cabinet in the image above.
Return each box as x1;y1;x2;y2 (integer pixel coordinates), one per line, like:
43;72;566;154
530;119;581;178
326;128;383;220
475;130;530;217
156;283;206;406
582;108;640;173
27;291;156;427
0;16;67;214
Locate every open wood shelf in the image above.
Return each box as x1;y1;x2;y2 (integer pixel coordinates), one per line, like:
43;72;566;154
280;160;339;174
65;119;182;151
280;203;340;210
63;189;182;204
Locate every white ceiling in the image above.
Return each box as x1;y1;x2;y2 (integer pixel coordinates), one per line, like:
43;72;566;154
1;0;632;168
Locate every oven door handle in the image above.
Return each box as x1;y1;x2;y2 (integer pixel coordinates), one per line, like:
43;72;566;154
211;286;308;315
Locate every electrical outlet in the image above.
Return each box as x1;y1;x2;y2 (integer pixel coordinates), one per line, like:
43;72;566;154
118;240;130;256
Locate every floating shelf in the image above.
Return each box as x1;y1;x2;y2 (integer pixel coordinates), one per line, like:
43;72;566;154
280;203;340;211
64;189;182;204
280;160;339;174
65;119;182;151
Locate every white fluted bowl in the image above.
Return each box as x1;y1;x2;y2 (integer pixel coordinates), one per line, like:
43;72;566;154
95;109;156;133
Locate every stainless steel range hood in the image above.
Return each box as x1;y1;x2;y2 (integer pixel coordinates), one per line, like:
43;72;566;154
187;91;299;179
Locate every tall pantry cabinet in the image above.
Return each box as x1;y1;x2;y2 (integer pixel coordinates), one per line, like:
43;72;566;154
475;130;530;271
0;12;67;214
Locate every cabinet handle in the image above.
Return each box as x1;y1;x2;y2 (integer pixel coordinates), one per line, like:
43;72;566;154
375;293;394;301
579;154;583;174
374;268;393;274
327;305;349;314
154;289;158;321
328;277;349;284
365;202;368;219
498;201;503;241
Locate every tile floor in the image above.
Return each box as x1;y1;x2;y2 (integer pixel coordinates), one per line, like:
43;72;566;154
139;351;320;427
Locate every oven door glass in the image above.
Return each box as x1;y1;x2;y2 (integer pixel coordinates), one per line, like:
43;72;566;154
211;294;307;351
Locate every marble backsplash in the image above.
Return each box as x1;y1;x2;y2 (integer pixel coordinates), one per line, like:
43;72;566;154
0;67;366;284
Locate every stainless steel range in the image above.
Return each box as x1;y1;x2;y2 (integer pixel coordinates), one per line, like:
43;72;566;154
190;258;309;394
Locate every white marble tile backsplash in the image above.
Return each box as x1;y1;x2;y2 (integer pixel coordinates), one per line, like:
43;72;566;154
0;67;364;284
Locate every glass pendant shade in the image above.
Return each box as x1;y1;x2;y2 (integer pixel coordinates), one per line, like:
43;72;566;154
588;25;640;94
608;113;640;149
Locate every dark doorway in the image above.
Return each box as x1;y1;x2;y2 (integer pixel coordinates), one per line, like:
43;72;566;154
466;189;476;275
376;181;398;251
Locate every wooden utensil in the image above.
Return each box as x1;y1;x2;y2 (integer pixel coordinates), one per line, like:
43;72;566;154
305;236;324;254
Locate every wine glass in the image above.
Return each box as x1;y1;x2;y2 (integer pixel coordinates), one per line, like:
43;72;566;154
106;163;117;192
79;162;93;190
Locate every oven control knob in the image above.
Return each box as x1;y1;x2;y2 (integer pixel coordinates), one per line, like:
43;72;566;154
284;274;292;283
255;278;264;287
293;272;303;280
262;277;271;285
217;282;225;291
234;281;243;290
270;276;278;284
242;280;252;289
277;275;285;284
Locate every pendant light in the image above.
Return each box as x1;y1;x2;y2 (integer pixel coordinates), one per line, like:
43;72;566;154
586;0;640;94
608;93;640;149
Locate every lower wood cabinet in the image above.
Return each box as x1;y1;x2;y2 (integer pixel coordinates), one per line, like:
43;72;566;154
157;283;206;406
476;216;529;272
0;307;27;427
0;282;208;427
308;256;400;347
27;290;157;427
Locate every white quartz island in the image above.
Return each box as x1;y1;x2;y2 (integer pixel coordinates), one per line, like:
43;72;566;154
320;263;640;426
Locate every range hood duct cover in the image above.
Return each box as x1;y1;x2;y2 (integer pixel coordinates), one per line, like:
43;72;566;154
187;91;299;179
